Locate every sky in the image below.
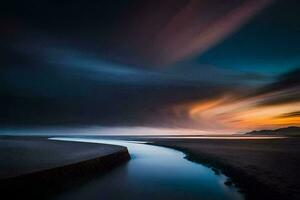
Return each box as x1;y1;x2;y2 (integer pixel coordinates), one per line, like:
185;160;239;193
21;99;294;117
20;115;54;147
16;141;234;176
1;0;300;134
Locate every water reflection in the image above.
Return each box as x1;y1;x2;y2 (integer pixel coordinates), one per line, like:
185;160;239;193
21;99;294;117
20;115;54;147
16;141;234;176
50;138;244;200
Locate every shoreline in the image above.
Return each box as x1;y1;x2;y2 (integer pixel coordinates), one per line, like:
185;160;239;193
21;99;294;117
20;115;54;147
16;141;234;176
150;138;300;200
152;143;279;200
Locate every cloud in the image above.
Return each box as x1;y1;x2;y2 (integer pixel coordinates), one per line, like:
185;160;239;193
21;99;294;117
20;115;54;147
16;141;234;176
251;68;300;107
147;0;272;65
1;0;298;134
176;68;300;132
1;48;232;126
2;34;297;131
1;0;272;67
277;111;300;119
254;68;300;96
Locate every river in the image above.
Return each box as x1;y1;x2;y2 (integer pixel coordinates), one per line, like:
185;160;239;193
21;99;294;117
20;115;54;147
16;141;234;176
50;137;244;200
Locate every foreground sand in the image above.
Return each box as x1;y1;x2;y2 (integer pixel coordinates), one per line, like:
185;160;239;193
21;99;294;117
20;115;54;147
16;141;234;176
1;135;299;200
151;137;300;200
0;136;130;198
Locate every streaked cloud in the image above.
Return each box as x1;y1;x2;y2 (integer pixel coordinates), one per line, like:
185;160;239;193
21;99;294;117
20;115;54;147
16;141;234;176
179;68;300;132
1;0;299;134
277;111;300;119
148;0;272;65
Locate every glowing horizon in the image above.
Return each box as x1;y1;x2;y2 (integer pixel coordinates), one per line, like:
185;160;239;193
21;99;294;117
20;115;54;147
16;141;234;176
183;92;300;132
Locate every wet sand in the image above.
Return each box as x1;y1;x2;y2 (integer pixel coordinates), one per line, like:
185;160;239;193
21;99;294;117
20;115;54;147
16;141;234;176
151;137;300;200
0;136;130;198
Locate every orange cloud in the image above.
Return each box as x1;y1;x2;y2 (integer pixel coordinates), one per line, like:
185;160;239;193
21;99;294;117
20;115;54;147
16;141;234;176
182;91;300;133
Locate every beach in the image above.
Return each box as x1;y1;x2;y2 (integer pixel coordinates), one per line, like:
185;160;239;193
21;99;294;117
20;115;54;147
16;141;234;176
1;135;300;200
0;136;130;198
151;137;300;200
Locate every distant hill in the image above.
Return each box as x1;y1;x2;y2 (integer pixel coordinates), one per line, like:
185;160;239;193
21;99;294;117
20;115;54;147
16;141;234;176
245;126;300;137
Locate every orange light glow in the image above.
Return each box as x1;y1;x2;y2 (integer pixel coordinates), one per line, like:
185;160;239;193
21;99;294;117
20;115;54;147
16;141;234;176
185;92;300;132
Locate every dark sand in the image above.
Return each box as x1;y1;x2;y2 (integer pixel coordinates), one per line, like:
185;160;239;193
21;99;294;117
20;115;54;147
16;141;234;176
0;136;130;198
1;136;299;200
151;137;300;200
0;136;129;179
